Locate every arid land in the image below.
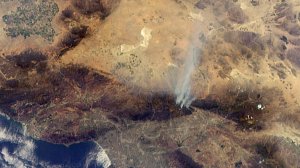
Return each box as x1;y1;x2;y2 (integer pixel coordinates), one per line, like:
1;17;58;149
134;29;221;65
0;0;300;167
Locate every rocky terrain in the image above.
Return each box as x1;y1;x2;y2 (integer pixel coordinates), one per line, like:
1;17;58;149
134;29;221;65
0;0;300;167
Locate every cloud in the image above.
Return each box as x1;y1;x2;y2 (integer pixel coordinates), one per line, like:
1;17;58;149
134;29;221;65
0;114;111;168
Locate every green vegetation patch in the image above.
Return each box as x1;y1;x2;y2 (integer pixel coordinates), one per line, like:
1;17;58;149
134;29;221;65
2;0;59;42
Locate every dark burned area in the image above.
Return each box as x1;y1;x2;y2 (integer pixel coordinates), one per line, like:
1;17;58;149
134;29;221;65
72;0;108;17
0;49;196;143
0;47;271;144
245;139;287;168
0;49;108;142
58;25;89;57
57;0;120;57
192;91;267;132
71;0;120;19
168;150;204;168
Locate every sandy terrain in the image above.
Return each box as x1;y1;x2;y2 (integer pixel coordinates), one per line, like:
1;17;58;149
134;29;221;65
0;0;300;167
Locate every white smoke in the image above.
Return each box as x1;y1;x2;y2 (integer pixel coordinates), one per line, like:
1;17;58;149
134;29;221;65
175;31;203;108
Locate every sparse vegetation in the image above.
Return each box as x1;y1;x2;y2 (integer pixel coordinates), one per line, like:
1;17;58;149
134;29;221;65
111;54;142;76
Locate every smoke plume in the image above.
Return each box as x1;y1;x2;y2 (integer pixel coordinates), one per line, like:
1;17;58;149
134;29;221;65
175;30;203;108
